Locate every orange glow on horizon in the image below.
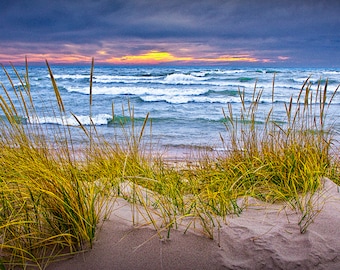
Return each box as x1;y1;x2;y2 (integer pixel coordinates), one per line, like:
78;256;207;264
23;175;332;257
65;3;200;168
198;55;259;63
105;51;262;64
0;50;274;65
0;53;91;64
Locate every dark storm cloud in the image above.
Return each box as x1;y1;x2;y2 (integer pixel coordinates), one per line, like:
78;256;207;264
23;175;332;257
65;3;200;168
1;0;340;65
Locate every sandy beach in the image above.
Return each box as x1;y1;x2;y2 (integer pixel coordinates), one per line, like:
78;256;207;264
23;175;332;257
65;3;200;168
47;178;340;270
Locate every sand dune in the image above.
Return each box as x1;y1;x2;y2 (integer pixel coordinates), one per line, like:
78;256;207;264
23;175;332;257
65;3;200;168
48;178;340;270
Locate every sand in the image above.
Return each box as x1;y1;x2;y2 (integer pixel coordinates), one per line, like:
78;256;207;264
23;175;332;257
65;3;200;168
48;178;340;270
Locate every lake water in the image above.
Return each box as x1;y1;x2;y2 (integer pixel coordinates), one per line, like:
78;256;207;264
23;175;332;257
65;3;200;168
1;65;340;157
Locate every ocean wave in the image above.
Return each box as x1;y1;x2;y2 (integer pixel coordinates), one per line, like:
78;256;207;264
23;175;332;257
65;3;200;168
53;74;90;80
92;74;162;84
52;69;308;89
66;86;210;96
206;89;240;96
140;95;241;104
238;77;254;82
163;73;208;85
190;71;209;77
36;113;226;127
141;94;340;105
37;113;111;126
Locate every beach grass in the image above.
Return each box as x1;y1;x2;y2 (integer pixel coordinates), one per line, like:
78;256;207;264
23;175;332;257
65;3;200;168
217;77;338;232
0;60;339;268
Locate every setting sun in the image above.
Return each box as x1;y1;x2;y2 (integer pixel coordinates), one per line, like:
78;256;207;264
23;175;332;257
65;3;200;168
101;50;264;65
105;50;193;64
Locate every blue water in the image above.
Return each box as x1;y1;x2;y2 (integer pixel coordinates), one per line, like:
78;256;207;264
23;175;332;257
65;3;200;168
1;65;340;156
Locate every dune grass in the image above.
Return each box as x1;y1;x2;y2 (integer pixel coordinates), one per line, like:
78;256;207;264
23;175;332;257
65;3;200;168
217;77;338;233
0;60;339;268
0;60;113;269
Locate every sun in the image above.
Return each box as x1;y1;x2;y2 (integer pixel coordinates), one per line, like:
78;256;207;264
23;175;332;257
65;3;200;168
102;50;265;65
106;51;193;64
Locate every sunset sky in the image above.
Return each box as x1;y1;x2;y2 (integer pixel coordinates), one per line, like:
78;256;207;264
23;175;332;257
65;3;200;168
1;0;339;67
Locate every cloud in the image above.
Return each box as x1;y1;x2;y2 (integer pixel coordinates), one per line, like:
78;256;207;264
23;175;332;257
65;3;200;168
0;0;339;66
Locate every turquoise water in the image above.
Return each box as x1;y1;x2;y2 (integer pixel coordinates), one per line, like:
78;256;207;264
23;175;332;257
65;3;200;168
1;65;340;156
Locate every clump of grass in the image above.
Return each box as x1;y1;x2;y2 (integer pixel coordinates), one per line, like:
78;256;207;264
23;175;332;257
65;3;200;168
216;77;338;233
82;103;189;236
0;60;112;269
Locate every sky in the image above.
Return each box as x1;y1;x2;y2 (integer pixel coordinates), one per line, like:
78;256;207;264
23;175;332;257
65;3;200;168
0;0;339;67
